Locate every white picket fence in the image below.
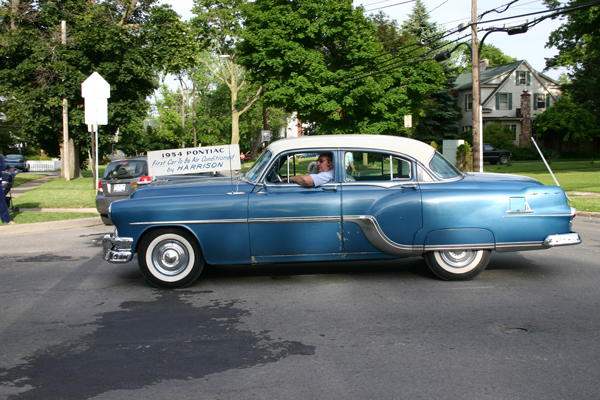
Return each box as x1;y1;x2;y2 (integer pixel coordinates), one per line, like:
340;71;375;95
28;159;61;172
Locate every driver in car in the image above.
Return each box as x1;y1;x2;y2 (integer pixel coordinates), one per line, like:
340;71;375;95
283;153;334;187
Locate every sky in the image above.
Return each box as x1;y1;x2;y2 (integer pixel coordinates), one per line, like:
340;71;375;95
161;0;567;80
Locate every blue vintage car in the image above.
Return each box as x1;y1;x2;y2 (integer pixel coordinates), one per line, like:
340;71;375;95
103;135;580;288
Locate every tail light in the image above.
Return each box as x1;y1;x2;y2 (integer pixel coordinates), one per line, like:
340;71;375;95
132;175;152;188
98;180;103;193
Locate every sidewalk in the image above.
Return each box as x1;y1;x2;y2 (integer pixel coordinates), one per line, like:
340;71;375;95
1;172;104;235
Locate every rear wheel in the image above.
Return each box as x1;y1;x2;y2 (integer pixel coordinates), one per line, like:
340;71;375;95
489;160;498;165
424;249;490;281
138;228;204;288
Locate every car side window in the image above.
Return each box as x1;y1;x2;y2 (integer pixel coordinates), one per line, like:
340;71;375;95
267;152;325;183
345;152;411;182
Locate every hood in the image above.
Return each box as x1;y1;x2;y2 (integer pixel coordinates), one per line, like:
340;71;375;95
130;176;253;199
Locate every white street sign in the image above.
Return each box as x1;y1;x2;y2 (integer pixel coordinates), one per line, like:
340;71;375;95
81;72;110;127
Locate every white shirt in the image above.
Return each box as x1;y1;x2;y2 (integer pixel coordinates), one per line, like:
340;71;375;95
310;169;334;187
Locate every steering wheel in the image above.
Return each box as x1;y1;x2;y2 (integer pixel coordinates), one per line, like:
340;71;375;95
270;170;283;183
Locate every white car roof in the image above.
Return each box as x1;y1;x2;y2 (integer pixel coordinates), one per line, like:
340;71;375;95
267;135;436;165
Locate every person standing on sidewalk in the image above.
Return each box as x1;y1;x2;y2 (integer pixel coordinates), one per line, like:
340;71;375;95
0;154;16;224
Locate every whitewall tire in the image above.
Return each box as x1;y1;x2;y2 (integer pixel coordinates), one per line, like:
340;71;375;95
424;249;491;281
138;228;204;288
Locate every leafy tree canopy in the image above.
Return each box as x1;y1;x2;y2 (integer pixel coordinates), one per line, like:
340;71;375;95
545;0;600;119
533;97;599;142
237;0;446;135
0;0;184;158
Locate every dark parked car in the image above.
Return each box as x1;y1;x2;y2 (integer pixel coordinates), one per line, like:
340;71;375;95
483;143;512;165
96;156;222;225
4;154;29;172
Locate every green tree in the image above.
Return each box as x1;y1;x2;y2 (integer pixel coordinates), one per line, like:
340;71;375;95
0;0;180;179
455;43;518;75
401;0;439;41
191;0;261;145
533;97;599;143
238;0;446;135
545;0;600;119
397;1;462;143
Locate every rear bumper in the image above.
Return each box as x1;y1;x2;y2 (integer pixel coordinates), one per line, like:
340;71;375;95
102;231;134;263
543;232;581;248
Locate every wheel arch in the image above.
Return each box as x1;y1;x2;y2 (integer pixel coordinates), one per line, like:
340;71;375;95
423;228;496;252
135;225;203;255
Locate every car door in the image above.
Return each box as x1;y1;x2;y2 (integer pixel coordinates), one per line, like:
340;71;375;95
341;151;422;257
248;151;342;262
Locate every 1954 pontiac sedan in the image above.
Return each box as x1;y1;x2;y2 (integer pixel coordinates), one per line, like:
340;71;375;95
103;135;581;288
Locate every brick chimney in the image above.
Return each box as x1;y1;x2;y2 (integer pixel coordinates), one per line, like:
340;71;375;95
519;90;532;147
479;59;490;72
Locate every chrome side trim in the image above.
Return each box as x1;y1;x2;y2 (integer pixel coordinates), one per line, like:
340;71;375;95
495;241;544;252
502;214;572;218
343;215;422;256
130;217;341;226
249;216;341;224
131;219;247;226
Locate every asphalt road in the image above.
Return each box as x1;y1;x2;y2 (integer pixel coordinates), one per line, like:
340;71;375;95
0;218;599;400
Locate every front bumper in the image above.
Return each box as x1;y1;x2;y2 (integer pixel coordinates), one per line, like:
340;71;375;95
102;231;134;263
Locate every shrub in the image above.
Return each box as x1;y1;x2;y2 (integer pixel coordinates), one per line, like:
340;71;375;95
507;144;538;161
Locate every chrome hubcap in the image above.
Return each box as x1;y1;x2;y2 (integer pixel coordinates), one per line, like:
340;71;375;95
151;240;189;276
439;250;477;269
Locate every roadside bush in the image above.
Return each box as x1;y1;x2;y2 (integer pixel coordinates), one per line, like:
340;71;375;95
507;144;538;161
560;151;598;159
483;124;515;150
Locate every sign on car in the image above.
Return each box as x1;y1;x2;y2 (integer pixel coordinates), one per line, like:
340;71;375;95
147;144;241;176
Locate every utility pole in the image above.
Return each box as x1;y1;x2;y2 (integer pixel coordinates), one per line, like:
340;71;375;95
62;20;70;181
471;0;481;173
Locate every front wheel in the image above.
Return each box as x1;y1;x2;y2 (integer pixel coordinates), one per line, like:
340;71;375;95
138;228;204;288
499;155;509;165
424;249;490;281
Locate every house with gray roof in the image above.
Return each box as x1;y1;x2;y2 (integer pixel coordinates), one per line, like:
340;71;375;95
454;60;561;145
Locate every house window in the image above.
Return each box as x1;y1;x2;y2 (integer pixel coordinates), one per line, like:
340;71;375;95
462;125;472;132
496;93;512;110
465;94;473;111
535;93;548;110
516;71;531;86
507;124;517;133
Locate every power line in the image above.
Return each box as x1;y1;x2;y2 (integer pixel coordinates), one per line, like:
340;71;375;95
364;0;416;13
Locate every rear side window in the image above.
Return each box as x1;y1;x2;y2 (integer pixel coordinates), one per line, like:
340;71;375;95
428;152;461;179
103;160;147;180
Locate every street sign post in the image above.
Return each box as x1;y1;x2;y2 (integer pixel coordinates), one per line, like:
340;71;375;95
404;115;412;138
82;72;110;190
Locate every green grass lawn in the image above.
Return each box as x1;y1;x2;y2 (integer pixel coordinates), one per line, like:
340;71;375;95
13;174;47;187
4;212;99;225
14;176;97;208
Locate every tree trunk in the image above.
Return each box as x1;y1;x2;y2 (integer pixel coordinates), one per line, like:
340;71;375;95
10;0;19;30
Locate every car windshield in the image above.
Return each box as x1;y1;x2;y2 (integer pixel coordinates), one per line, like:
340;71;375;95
243;150;272;182
428;152;462;179
104;160;146;180
5;155;21;161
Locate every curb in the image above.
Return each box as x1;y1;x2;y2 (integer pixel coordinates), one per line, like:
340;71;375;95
0;217;104;235
577;211;600;219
